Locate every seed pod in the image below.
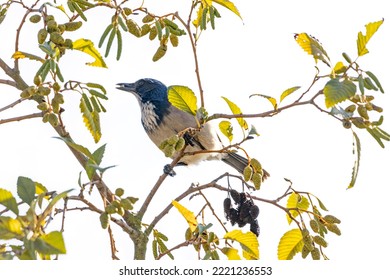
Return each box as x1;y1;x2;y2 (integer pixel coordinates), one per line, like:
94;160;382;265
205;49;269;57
64;21;82;31
105;204;117;214
250;219;260;236
342;119;352;129
163;18;178;29
351;117;367;129
46;20;58;33
42;112;50;123
50;31;65;45
200;6;208;30
302;235;314;251
53;93;64;104
47;113;59;127
223;198;231;213
57;24;65;33
155;20;163;40
149;26;157;40
29;14;41;23
51;100;60;114
252;172;262;190
185;227;192;240
230;189;240;204
163;145;175;157
175;137;185;151
33;75;42;86
37;86;50;96
120;198;134;210
365;102;373;111
301;245;310;259
301;228;310;237
126;19;141;37
357;105;369;119
250;158;262;173
345;104;356;113
372;104;383;113
342;52;352;64
37;28;48;44
37;102;49;111
366;95;375;102
53;82;61;92
20;86;36;98
249;205;260;219
126;196;138;204
99;212;109;229
152;45;167;62
140;24;151;36
115;188;125;197
326;223;341;236
45;15;55;22
117;207;125;216
323;215;341;224
170;34;179;47
167;135;179;145
313;235;327;247
142;14;154;23
159;139;169;150
309;219;319;233
123;7;132;16
243;165;253;181
311;247;321;260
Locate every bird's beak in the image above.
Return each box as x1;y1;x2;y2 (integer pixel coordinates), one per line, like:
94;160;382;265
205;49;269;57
116;83;136;93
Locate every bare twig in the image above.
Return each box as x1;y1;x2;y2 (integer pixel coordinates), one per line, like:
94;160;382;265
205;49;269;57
0;98;25;113
0;79;17;88
0;112;42;125
156;240;191;260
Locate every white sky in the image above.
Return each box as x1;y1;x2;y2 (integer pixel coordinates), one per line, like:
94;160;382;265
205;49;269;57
1;0;389;276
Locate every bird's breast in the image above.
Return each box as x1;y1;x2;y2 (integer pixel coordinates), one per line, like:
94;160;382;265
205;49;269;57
140;101;160;131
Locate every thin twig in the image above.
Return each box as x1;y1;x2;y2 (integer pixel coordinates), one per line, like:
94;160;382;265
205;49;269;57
0;112;42;125
0;98;25;113
156;240;191;260
0;79;17;87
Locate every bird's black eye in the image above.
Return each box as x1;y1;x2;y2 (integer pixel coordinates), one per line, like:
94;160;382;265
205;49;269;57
137;80;145;88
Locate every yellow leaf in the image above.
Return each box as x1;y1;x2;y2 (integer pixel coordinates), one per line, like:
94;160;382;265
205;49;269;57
221;247;241;260
224;230;259;260
278;229;304;260
72;39;107;68
172;201;198;232
333;61;347;74
357;19;384;56
214;0;242;19
279;86;301;103
295;33;330;66
167;85;198;116
250;93;278;110
221;96;248;130
219;120;233;142
80;95;102;143
286;192;309;224
12;51;45;63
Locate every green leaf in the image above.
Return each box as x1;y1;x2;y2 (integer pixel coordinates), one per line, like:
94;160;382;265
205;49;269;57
92;144;106;165
221;96;248;130
357;19;384;57
280;86;301;103
168;86;198;116
295;33;330;66
365;71;384;93
366;127;390;148
80;96;102;143
54;136;94;159
0;189;19;215
219;120;233;142
286;192;309;224
348;131;361;189
223;230;259;260
86;82;107;94
213;0;242;19
0;217;23;239
17;176;36;205
72;39;107;68
323;78;356;108
277;229;304;260
40;189;72;224
34;231;66;255
250;93;278;110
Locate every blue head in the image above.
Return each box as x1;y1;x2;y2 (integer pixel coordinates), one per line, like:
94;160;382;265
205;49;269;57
117;78;171;131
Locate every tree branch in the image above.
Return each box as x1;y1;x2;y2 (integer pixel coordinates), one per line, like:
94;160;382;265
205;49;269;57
0;79;17;88
0;112;42;125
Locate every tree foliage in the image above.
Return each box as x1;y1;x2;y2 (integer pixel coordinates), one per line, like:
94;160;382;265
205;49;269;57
0;0;387;260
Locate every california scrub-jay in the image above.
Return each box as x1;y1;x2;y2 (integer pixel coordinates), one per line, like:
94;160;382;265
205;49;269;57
117;78;269;178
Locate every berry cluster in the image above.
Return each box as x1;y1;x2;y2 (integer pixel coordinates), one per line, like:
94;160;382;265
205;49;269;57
223;189;260;236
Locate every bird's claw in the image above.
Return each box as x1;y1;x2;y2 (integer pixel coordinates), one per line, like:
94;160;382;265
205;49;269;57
163;164;176;177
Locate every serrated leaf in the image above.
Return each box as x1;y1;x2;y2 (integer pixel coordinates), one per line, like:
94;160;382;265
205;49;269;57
348;131;361;189
34;231;66;255
167;86;198;116
0;217;23;239
213;0;241;19
53;136;93;159
72;39;107;68
12;51;45;63
323;78;356;108
221;247;241;260
250;93;278;110
286;192;309;224
219;120;233;142
280;86;301;103
80;96;101;143
17;176;36;205
357;19;384;57
92;144;106;165
295;33;330;66
0;189;19;215
172;200;198;232
221;96;248;130
277;229;304;260
86;82;107;94
223;230;259;260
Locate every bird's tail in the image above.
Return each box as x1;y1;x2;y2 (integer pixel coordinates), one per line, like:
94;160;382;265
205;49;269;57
222;152;270;180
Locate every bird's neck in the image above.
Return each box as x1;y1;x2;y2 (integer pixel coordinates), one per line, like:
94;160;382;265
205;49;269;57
140;100;169;132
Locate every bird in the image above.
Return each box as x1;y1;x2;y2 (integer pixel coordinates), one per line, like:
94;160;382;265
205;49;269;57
116;78;269;179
